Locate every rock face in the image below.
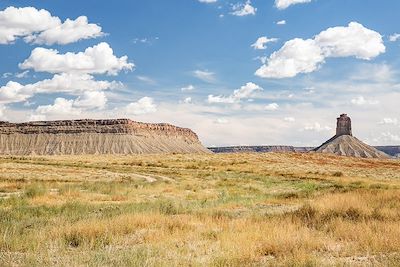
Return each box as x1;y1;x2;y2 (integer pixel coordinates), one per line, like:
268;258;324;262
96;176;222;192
336;114;352;136
0;119;210;155
313;114;389;159
208;145;298;153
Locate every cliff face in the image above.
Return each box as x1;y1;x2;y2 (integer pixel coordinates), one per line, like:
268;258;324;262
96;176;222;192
208;146;298;153
0;119;210;155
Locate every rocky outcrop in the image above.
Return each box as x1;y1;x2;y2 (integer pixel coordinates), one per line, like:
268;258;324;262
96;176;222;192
336;114;352;136
0;119;210;155
313;114;389;159
375;146;400;157
208;145;298;153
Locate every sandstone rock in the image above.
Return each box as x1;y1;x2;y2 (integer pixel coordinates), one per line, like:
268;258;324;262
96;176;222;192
313;114;389;159
336;114;352;136
0;119;210;155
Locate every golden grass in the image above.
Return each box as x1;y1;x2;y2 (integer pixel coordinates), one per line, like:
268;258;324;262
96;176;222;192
0;152;399;266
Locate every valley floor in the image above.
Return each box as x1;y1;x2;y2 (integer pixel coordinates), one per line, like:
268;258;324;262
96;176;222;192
0;153;400;266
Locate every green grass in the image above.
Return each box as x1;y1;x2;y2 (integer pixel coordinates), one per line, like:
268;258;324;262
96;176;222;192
0;152;399;266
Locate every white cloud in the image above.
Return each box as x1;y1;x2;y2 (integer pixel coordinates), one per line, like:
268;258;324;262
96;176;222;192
36;98;82;116
125;97;157;115
231;1;257;16
251;36;278;50
181;85;195;91
0;6;102;45
0;81;32;103
303;122;332;132
214;118;229;124
350;63;393;83
208;82;262;104
264;103;279;111
32;91;107;118
255;38;324;78
15;70;29;78
389;33;400;42
379;132;400;143
73;91;107;109
28;114;46;122
20;42;134;75
315;22;385;60
0;105;6;120
379;118;398;125
198;0;217;3
28;16;103;45
256;22;385;79
193;70;216;83
350;96;379;106
284;116;295;122
183;97;192;104
1;73;12;79
0;73;116;104
275;0;312;10
136;75;156;84
276;20;286;25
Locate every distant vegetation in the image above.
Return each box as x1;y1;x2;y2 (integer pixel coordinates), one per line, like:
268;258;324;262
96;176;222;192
0;153;399;266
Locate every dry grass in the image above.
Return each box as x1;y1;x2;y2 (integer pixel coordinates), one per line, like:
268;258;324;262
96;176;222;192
0;152;399;266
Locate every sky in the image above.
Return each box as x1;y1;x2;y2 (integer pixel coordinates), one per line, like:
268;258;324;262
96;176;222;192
0;0;399;147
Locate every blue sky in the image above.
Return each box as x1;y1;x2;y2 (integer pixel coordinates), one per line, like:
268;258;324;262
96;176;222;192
0;0;399;146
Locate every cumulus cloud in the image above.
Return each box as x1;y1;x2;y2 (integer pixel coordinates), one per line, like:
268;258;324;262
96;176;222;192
19;42;134;75
0;6;103;45
125;97;157;115
208;82;262;104
0;73;117;104
182;97;192;104
264;103;279;111
251;36;278;50
256;38;324;78
275;0;312;10
350;96;379;106
276;20;286;25
315;22;385;60
36;98;82;116
73;91;107;109
32;91;107;118
198;0;217;3
303;122;332;132
389;33;400;42
256;22;385;78
193;70;215;83
231;1;257;16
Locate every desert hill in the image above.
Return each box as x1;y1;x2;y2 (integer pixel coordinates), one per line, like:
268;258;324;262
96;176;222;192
313;135;389;158
313;114;389;159
0;119;210;155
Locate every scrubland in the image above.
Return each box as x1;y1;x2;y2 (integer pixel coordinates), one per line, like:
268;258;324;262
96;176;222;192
0;152;399;266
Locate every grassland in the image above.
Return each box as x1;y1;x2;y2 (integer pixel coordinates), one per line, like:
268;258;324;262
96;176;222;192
0;152;399;266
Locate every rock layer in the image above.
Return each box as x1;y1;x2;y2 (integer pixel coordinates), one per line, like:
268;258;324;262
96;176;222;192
0;119;210;155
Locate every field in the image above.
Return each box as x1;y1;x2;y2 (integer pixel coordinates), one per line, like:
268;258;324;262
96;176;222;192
0;152;400;266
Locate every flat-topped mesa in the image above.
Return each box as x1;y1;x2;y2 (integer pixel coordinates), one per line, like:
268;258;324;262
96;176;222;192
336;114;352;136
0;119;210;155
0;119;198;138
